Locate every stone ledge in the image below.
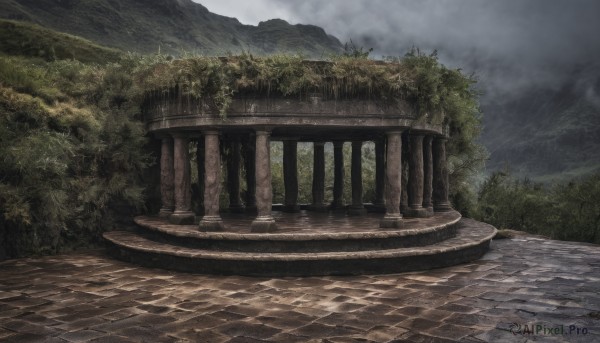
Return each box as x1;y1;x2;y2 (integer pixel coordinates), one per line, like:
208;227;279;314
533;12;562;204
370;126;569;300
134;211;462;242
102;219;496;276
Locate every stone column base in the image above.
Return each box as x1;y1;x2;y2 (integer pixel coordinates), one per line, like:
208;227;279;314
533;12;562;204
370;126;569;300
380;214;404;229
348;205;367;216
228;205;245;214
198;215;224;232
434;202;453;212
251;216;277;233
159;208;174;219
307;204;328;213
282;205;301;213
169;211;195;225
404;207;432;218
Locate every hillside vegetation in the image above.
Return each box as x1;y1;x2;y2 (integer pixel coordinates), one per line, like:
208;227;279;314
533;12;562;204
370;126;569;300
0;19;121;63
0;0;342;57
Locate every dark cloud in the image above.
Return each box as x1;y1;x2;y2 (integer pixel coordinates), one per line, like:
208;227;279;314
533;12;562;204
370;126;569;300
267;0;600;99
198;0;600;100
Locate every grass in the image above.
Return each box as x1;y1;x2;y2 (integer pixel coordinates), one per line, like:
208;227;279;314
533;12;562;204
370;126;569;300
0;19;122;63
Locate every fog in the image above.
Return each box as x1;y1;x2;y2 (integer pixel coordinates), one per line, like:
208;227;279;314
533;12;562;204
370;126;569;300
198;0;600;99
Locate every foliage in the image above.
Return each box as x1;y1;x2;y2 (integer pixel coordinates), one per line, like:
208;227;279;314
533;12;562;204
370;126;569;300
473;171;600;244
0;19;121;64
136;51;479;128
0;55;151;258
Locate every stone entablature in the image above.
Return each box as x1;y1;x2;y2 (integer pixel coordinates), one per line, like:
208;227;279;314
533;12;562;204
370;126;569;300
144;95;444;138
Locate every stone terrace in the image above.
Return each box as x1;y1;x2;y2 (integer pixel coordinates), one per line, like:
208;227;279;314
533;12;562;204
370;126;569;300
1;236;599;342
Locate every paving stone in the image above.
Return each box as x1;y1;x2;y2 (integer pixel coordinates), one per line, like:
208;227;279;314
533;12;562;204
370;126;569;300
0;235;599;341
59;329;105;342
215;321;281;340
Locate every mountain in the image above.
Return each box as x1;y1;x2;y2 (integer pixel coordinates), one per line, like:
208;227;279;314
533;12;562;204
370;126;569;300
481;66;600;181
0;0;343;57
0;19;121;63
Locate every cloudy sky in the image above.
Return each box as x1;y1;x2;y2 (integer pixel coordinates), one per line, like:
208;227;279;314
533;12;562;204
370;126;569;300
196;0;600;99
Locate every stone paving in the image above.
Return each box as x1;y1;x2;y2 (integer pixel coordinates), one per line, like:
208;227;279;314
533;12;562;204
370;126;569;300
0;236;599;342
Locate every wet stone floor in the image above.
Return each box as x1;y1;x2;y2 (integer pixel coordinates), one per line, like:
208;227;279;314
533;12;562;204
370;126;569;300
1;236;599;342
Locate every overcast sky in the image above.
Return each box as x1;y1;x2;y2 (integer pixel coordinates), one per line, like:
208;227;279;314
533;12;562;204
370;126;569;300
196;0;600;100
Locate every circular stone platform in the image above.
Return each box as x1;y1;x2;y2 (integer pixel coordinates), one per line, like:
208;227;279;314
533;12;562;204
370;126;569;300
103;212;496;276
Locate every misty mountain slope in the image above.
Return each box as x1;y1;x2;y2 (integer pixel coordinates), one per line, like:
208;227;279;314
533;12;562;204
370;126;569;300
482;70;600;181
0;0;343;57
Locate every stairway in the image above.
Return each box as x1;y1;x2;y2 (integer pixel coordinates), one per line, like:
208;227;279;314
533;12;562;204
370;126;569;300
103;212;496;276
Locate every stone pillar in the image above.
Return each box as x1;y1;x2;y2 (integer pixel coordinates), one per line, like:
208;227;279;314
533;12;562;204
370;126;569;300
373;139;386;212
244;134;257;215
227;139;244;213
251;130;277;232
330;141;345;211
194;137;205;216
400;133;409;215
199;131;224;231
380;131;403;228
406;133;430;218
159;137;175;218
348;141;367;215
170;134;195;224
283;140;300;212
433;137;452;212
422;135;434;213
310;142;327;212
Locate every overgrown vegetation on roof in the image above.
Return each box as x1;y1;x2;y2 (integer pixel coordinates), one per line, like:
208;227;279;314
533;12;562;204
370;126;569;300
137;49;479;127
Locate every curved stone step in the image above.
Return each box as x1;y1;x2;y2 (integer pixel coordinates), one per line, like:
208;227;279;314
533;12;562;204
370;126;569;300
133;211;462;253
103;218;496;276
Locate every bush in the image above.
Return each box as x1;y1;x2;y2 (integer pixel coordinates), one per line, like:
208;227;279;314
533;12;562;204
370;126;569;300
474;171;600;244
0;56;151;258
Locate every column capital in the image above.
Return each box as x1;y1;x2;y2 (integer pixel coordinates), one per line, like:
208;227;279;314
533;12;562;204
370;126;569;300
202;130;220;136
333;141;345;148
313;141;326;147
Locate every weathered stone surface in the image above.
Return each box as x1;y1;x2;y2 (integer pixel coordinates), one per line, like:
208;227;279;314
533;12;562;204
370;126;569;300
169;134;194;225
251;131;277;232
433;137;452;212
310;142;327;212
406;133;431;218
4;231;600;342
381;131;403;228
105;216;489;276
159;137;174;218
199;131;224;231
145;96;444;138
331;141;345;211
349;141;367;216
283;140;300;213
